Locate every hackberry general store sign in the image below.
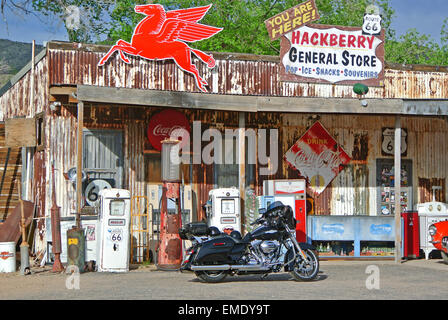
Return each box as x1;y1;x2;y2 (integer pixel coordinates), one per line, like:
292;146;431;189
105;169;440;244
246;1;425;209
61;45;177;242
279;24;385;86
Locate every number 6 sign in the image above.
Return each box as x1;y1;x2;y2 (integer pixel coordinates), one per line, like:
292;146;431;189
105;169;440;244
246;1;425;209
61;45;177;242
381;128;407;156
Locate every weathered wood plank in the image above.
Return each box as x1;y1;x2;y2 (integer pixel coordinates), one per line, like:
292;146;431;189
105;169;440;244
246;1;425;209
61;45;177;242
78;85;413;115
5;118;36;147
77;85;258;112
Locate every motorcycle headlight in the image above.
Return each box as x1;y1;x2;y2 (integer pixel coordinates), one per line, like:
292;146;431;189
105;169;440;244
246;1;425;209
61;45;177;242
429;224;437;236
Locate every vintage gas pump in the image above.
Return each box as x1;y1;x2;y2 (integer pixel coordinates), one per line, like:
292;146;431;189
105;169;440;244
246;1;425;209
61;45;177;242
156;139;183;270
66;167;87;274
96;189;131;272
206;188;241;234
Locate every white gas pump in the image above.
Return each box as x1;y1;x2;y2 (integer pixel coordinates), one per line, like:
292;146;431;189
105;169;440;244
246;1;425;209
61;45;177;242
205;188;241;234
96;188;131;272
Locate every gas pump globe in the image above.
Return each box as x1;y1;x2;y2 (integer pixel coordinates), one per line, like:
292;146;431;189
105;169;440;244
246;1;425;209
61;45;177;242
157;139;183;270
161;140;181;182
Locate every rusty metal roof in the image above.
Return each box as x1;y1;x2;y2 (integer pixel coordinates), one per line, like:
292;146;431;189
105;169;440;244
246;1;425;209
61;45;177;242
2;40;448;105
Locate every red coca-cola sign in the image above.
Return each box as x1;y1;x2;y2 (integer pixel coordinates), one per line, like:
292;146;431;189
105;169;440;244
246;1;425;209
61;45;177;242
284;121;351;195
147;109;191;151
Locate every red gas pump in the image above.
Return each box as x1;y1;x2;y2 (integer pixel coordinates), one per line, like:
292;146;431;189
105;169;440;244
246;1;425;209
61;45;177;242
401;211;420;258
156;140;183;270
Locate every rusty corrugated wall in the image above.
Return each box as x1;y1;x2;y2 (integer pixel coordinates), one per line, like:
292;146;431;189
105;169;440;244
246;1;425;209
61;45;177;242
0;55;48;121
47;42;448;99
0;53;49;254
43;43;448;218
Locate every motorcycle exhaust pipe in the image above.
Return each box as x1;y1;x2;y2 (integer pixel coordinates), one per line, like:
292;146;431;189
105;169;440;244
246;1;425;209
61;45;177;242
190;264;270;272
233;264;270;271
191;265;231;271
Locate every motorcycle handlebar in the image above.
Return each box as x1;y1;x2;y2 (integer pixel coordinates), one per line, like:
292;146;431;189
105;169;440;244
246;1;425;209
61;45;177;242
250;217;265;226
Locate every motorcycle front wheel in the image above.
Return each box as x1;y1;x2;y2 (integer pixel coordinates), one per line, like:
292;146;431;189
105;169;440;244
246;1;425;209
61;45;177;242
194;270;228;283
290;249;319;281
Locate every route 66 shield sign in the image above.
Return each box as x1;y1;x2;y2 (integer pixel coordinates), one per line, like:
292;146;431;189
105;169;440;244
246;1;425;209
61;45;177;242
363;13;381;36
381;128;407;156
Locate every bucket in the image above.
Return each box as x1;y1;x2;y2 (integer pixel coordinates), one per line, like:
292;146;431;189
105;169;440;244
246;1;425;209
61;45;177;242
0;242;16;273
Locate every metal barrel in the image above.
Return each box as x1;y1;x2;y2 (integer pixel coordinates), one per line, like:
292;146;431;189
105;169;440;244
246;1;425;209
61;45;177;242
66;227;86;273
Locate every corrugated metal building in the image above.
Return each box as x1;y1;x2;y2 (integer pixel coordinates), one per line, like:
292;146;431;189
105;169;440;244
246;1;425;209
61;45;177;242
1;40;448;256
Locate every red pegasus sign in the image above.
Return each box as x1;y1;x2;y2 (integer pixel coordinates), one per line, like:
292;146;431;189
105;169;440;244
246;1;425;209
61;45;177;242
98;4;222;92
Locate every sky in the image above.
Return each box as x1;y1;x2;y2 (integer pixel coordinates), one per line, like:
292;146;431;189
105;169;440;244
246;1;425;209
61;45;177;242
0;0;447;45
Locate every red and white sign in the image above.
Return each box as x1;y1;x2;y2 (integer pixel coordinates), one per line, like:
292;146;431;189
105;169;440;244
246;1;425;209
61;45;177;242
98;4;222;92
0;251;14;260
147;109;191;151
274;180;306;194
280;24;385;85
284;121;351;195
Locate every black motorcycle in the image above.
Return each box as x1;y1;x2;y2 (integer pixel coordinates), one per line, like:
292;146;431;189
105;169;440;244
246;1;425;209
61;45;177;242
179;201;319;283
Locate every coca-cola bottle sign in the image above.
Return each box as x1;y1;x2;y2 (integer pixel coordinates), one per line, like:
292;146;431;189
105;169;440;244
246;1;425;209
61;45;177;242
147;109;191;151
284;121;351;195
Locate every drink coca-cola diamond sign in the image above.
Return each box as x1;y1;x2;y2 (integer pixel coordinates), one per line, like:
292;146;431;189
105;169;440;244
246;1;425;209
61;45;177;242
284;121;351;195
147;109;191;151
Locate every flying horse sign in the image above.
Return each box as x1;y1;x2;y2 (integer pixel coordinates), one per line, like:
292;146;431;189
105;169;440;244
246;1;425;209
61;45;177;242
98;4;222;92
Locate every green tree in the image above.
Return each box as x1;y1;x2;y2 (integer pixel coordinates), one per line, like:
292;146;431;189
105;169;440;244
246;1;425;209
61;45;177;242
2;0;448;66
104;0;396;56
31;0;114;42
385;18;448;65
0;57;10;74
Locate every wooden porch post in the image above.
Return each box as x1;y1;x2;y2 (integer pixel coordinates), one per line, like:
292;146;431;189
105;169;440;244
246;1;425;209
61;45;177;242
76;100;84;228
394;115;402;263
239;112;245;234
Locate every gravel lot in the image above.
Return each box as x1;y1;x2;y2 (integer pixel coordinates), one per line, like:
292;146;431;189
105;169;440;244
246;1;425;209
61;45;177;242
0;258;447;301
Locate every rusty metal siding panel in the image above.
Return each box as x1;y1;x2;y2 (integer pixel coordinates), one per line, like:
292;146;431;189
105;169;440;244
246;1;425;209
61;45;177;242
47;47;448;99
0;55;49;253
45;116;78;220
0;56;48;121
126;121;146;198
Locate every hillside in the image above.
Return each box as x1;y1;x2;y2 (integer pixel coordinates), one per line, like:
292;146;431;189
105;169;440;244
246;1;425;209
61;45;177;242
0;39;44;87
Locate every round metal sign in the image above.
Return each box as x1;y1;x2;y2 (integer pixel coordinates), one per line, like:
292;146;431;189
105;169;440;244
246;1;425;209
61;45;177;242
85;179;112;207
147;109;191;151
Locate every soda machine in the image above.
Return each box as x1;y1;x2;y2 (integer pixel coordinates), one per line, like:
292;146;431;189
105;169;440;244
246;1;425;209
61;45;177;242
263;179;307;242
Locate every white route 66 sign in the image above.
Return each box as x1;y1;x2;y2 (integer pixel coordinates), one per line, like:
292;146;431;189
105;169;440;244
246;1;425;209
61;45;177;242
363;13;382;36
381;128;407;156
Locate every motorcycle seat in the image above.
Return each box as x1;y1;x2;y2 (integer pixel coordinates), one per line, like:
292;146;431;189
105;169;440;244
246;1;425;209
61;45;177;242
228;232;251;244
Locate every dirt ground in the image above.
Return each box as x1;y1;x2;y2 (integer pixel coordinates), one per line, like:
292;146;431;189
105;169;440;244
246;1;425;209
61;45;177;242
0;258;447;300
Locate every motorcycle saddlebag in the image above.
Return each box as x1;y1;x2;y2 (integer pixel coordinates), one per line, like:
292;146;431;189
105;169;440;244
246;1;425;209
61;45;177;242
194;236;244;264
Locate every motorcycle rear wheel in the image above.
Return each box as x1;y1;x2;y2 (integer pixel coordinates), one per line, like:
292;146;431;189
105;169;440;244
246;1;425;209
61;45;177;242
194;270;228;283
290;249;319;281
